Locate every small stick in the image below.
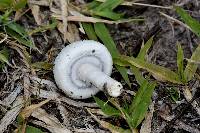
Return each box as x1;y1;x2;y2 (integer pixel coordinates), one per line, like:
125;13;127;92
160;12;193;31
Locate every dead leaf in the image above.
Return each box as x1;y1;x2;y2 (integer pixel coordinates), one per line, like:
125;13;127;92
32;120;72;133
31;108;72;133
140;102;154;133
29;4;43;25
20;99;50;119
23;74;31;107
57;22;77;43
31;108;61;127
1;85;22;106
0;96;24;133
183;86;200;115
28;0;50;6
60;0;68;42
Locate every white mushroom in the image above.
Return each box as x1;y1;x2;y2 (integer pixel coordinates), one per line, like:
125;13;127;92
53;40;123;99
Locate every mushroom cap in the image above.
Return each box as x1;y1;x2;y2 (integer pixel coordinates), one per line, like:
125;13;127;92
53;40;113;99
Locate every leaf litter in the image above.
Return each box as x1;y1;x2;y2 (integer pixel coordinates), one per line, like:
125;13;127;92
0;0;200;133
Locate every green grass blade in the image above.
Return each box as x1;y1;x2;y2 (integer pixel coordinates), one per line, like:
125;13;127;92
0;10;11;23
7;22;27;37
184;44;200;81
129;80;148;112
127;37;154;86
115;65;131;86
130;66;146;86
86;1;101;10
4;21;35;48
5;27;35;48
0;48;9;65
14;0;27;10
137;36;154;61
94;22;131;86
177;43;185;82
129;81;156;128
28;20;57;35
168;87;180;103
25;125;44;133
92;10;124;20
130;37;154;85
0;0;14;11
94;23;119;57
175;6;200;37
114;56;182;84
93;96;121;116
94;0;123;11
82;22;98;41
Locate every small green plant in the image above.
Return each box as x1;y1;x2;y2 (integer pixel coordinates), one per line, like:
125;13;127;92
0;7;34;69
82;0;143;87
168;87;180;103
0;48;10;68
81;0;155;131
0;4;57;71
0;10;35;48
84;4;200;132
116;6;200;84
0;0;27;11
93;36;156;132
175;6;200;82
175;6;200;37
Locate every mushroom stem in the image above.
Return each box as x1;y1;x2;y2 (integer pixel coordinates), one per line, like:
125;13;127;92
78;63;122;97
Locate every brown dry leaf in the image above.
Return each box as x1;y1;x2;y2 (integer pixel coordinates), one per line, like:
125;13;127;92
53;14;116;24
51;6;117;24
23;74;31;107
32;120;72;133
183;86;193;101
60;0;69;42
1;85;22;106
0;33;8;44
31;108;62;127
174;120;200;133
31;108;72;133
183;86;200;115
29;4;43;25
14;10;23;21
0;96;24;133
20;99;50;119
87;108;108;117
68;23;81;41
8;41;31;68
57;105;70;126
140;102;154;133
28;0;50;6
57;22;76;43
50;8;61;15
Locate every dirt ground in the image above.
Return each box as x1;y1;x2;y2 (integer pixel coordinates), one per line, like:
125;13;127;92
0;0;200;133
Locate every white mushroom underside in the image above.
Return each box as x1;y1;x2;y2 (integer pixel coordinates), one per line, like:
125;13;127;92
78;63;122;97
53;40;113;99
